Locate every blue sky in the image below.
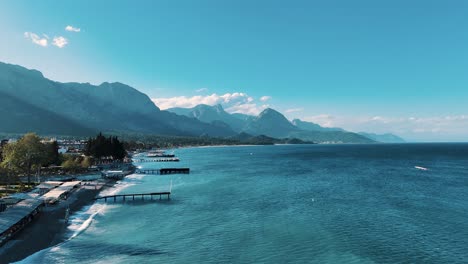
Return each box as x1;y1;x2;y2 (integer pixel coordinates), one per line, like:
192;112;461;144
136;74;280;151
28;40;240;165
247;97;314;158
1;0;467;141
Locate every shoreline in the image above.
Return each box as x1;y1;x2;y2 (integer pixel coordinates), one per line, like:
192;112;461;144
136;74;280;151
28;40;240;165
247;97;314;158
175;143;317;151
0;180;114;264
184;144;256;149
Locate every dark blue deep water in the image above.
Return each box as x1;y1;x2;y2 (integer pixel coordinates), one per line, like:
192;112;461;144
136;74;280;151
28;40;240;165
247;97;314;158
19;144;468;263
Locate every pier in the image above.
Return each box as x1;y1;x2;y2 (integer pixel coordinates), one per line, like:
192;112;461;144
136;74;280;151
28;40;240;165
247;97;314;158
133;158;180;163
95;192;171;202
146;154;175;158
136;168;190;175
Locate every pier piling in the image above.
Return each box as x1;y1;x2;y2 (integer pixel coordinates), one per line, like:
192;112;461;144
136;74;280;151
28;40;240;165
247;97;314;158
94;192;171;202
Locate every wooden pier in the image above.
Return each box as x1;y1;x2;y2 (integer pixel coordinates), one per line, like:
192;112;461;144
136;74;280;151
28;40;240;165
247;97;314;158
147;154;175;158
136;168;190;175
133;158;180;163
95;192;171;202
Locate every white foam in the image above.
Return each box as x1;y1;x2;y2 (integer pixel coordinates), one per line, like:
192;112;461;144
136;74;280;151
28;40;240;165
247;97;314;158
66;203;112;239
415;166;429;171
125;174;145;180
15;171;160;263
99;175;140;197
68;207;100;240
65;175;143;238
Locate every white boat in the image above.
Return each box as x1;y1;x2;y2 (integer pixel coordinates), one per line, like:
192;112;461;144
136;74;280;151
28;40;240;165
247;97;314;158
415;166;429;171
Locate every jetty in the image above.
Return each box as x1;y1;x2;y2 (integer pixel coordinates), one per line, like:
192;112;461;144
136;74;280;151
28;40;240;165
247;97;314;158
95;192;171;202
147;154;175;158
133;158;180;163
136;168;190;175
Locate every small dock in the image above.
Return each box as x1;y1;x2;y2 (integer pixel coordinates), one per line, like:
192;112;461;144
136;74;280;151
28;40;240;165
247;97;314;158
136;168;190;175
147;154;175;158
133;158;180;163
95;192;171;202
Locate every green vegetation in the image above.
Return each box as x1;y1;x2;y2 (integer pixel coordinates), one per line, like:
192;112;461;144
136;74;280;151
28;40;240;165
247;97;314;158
84;133;126;160
0;133;93;192
112;132;241;150
60;155;92;173
0;133;54;185
114;132;312;150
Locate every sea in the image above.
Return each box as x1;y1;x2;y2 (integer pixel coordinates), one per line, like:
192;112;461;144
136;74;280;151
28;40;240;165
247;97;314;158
16;144;468;264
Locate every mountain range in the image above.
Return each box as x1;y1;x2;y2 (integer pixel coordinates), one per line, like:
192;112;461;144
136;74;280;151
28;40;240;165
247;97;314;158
358;132;405;143
167;105;403;143
0;61;404;143
0;62;235;138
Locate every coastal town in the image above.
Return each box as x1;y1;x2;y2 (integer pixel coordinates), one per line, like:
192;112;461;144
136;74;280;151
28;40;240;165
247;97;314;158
0;132;185;262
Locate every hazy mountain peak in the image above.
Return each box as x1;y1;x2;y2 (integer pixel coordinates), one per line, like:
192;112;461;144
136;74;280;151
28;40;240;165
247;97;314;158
259;107;279;115
192;104;225;113
292;119;344;132
256;108;292;123
168;103;246;132
358;132;405;143
256;108;290;122
244;108;298;138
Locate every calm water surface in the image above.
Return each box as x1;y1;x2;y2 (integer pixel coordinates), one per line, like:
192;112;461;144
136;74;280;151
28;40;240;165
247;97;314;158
18;144;468;263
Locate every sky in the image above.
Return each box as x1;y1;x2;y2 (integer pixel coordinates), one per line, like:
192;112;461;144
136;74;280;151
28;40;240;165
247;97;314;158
0;0;467;142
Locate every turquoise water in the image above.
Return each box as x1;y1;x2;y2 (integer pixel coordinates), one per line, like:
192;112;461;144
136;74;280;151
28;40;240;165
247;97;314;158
18;144;468;263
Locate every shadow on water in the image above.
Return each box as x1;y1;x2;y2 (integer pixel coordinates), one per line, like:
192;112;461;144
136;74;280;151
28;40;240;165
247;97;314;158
70;241;169;258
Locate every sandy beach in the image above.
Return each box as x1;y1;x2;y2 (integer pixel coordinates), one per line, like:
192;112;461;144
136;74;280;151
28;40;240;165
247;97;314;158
0;181;112;264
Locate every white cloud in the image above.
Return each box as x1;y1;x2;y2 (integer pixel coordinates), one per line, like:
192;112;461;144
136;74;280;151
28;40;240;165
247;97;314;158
226;103;268;116
304;114;337;128
52;36;68;48
260;96;272;102
152;92;268;115
65;25;81;32
285;108;303;113
24;32;48;47
196;88;208;93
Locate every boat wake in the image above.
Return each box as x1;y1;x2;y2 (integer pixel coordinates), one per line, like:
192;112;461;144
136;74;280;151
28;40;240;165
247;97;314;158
415;166;429;171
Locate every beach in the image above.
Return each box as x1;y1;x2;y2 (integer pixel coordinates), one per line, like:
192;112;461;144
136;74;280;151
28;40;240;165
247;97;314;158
0;181;111;264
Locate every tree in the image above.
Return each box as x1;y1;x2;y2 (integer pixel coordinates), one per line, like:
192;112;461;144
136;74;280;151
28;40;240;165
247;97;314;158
81;156;93;168
84;133;127;160
0;165;8;184
45;141;60;166
0;133;48;185
0;165;16;190
61;155;82;172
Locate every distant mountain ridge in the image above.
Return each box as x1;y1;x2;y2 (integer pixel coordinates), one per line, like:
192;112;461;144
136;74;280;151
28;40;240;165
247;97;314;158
168;105;376;143
0;91;95;136
0;61;403;143
358;132;405;143
292;119;344;132
168;104;246;132
242;108;300;138
167;104;406;143
0;62;235;137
